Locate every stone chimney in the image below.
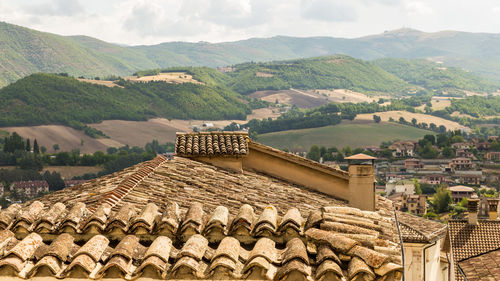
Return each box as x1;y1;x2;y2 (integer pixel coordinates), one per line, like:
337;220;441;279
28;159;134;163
467;198;479;225
345;154;376;211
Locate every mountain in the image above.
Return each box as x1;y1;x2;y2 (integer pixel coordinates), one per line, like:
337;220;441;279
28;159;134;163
2;21;500;87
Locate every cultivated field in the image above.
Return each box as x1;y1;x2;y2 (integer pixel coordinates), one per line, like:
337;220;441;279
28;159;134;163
1;107;281;154
250;88;383;108
76;78;122;88
358;111;467;131
124;72;203;84
1;125;110;153
1;166;102;179
257;121;433;151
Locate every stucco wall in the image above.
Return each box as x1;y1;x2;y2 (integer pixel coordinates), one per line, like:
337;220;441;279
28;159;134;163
404;240;448;281
242;147;350;201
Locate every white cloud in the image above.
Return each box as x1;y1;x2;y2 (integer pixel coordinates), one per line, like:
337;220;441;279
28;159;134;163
404;1;433;16
0;0;499;45
301;0;357;22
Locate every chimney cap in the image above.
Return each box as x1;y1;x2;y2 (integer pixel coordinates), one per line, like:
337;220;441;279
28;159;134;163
345;153;377;160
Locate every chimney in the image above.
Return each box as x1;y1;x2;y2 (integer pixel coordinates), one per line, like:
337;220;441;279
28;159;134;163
488;198;499;220
345;154;376;211
467;199;479;225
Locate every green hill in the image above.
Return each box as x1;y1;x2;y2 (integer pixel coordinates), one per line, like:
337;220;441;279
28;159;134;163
3;22;500;87
374;58;499;94
226;55;411;95
0;73;250;127
257;121;433;151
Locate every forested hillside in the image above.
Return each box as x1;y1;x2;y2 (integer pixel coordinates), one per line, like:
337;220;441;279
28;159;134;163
0;73;252;127
374;58;499;94
226;55;411;94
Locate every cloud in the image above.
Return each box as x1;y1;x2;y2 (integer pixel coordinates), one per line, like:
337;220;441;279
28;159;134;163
23;0;85;17
300;0;357;22
404;1;433;16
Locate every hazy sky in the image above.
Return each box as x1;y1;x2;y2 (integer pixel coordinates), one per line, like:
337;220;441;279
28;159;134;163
1;0;500;45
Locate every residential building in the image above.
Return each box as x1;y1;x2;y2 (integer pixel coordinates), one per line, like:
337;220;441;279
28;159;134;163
389;141;416;157
400;194;428;215
451;142;470;150
447;199;500;281
477;142;491;151
458;174;480;185
424;174;447;185
398;212;448;281
405;158;424;170
448;185;475;203
10;180;49;198
63;180;88;188
0;132;408;280
449;158;472;170
386;180;415;195
455;149;474;159
485;151;500;161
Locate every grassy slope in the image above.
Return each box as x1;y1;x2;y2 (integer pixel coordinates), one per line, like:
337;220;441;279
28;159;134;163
257;121;432;150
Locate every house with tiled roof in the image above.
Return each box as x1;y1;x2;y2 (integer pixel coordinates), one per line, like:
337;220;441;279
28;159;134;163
397;212;448;281
10;180;49;199
446;198;500;281
0;132;447;280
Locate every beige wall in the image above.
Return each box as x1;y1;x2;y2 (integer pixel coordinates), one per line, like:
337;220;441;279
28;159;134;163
348;165;375;211
404;239;448;281
242;147;350;201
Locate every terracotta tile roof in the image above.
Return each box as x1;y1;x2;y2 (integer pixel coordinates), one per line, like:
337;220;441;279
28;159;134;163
345;153;377;160
396;212;447;243
448;220;500;281
0;154;405;280
11;180;49;189
458;248;500;280
33;155;348;215
0;202;402;280
175;132;249;157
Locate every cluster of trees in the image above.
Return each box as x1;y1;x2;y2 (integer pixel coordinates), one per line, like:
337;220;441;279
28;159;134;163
305;145;375;163
247;98;434;135
447;95;500;118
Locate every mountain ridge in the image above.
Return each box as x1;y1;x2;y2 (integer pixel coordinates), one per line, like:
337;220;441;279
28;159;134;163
2;21;500;87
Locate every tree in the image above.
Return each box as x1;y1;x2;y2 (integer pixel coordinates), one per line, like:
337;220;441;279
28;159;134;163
53;144;60;152
40;146;47;154
306;145;321;162
33;139;40;154
411;118;417;126
43;171;65;191
439;125;447;133
399;117;406;124
442;146;455;158
424;134;436;145
373;115;381;123
433;185;452;213
17;153;43;171
413;178;422;195
25;139;31;152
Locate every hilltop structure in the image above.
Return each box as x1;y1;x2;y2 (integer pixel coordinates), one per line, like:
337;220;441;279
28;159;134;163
0;132;447;280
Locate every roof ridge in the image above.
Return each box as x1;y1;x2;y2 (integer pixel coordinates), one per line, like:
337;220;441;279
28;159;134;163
89;155;168;212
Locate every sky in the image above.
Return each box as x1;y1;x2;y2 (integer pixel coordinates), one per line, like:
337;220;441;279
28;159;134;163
1;0;500;46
